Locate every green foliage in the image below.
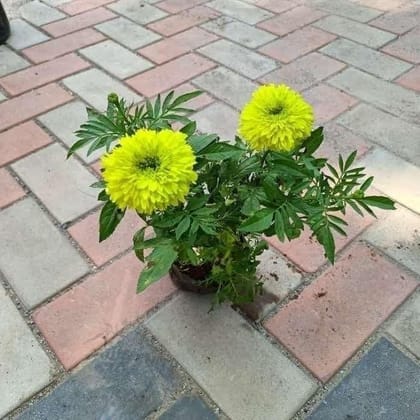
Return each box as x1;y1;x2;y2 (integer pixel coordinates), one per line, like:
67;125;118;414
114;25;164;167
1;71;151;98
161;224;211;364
72;91;395;307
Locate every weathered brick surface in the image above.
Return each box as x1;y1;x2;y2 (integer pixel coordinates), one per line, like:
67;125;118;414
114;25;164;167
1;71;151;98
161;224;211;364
0;54;90;96
0;46;30;77
0;168;25;209
7;19;49;50
108;0;167;24
265;243;417;382
207;0;272;24
33;254;177;369
396;66;420;92
382;27;420;64
60;0;115;15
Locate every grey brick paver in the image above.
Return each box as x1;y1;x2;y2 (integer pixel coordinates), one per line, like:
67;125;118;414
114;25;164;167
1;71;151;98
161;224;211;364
329;67;420;124
80;40;153;79
382;26;420;64
7;19;49;50
38;101;102;164
0;46;30;77
387;292;420;358
338;103;420;165
0;284;53;418
95;16;161;49
63;68;142;111
313;15;396;48
193;67;258;109
12;143;99;223
193;102;239;140
16;326;185;420
311;0;382;22
322;39;412;80
260;52;345;91
309;338;420;420
363;206;420;277
159;396;217;420
202;16;276;48
359;147;420;213
108;0;167;24
207;0;273;24
20;0;65;25
0;198;89;308
199;39;276;79
147;293;317;420
370;4;420;34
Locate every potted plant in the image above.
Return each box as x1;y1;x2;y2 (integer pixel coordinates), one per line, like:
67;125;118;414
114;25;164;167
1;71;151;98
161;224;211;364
0;1;10;44
69;85;394;307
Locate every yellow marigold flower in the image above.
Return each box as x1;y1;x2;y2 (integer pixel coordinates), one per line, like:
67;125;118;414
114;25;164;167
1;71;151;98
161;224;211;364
239;84;314;152
101;129;197;215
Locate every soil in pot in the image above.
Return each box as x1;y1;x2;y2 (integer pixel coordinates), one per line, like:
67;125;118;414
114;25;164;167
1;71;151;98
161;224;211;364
170;262;218;294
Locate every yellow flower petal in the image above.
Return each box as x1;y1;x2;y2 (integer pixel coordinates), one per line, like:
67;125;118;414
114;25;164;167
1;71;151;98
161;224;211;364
239;84;314;152
101;129;197;215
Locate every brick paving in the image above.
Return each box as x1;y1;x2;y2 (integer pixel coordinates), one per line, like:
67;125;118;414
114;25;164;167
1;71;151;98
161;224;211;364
0;0;419;419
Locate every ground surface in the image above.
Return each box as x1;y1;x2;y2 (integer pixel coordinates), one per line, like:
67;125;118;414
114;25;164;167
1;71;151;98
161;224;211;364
0;0;419;419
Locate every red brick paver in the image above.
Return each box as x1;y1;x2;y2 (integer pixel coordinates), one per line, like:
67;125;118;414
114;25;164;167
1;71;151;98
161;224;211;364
33;253;177;369
60;0;115;16
139;27;218;64
265;243;418;382
22;28;105;63
259;26;336;63
156;0;208;13
0;169;25;208
0;84;72;131
0;54;90;96
126;53;216;97
396;66;420;92
42;8;116;37
266;209;374;273
0;122;52;166
257;6;326;36
147;6;219;36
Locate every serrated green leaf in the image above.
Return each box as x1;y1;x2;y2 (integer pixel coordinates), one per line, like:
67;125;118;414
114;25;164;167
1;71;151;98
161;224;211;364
180;120;196;137
200;143;243;160
133;227;147;262
99;201;125;242
154;94;161;116
344;150;357;170
303;127;324;155
90;180;105;188
274;211;285;242
241;195;260;216
360;176;374;192
188;133;218;154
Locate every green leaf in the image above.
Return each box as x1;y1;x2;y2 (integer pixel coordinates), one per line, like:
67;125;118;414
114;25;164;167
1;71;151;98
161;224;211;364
154;93;161;116
175;216;191;240
90;180;105;188
239;208;274;232
241;195;260;216
360;176;374;192
317;225;335;264
344;150;357;170
326;163;339;178
99;201;125;242
328;214;348;226
188;134;218;154
133;227;147;262
200;142;243;161
180;121;196;137
137;244;178;292
262;176;282;202
170;90;203;109
152;213;184;228
303;127;324;155
186;195;208;211
97;190;108;201
339;154;344;172
67;138;91;158
162;90;174;113
359;196;396;210
274;211;285;241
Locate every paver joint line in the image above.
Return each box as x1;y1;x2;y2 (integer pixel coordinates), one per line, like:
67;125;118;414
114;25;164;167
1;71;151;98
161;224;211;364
1;0;419;418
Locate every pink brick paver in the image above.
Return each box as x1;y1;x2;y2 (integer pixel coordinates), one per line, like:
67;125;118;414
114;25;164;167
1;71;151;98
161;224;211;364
257;6;326;36
68;210;146;267
396;66;420;92
266;209;374;273
33;253;177;370
139;27;218;64
42;8;116;37
265;243;418;382
126;53;216;97
147;6;219;36
22;28;105;63
0;84;72;131
156;0;208;13
259;26;336;63
0;54;91;96
60;0;115;16
0;169;25;208
0;121;52;166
